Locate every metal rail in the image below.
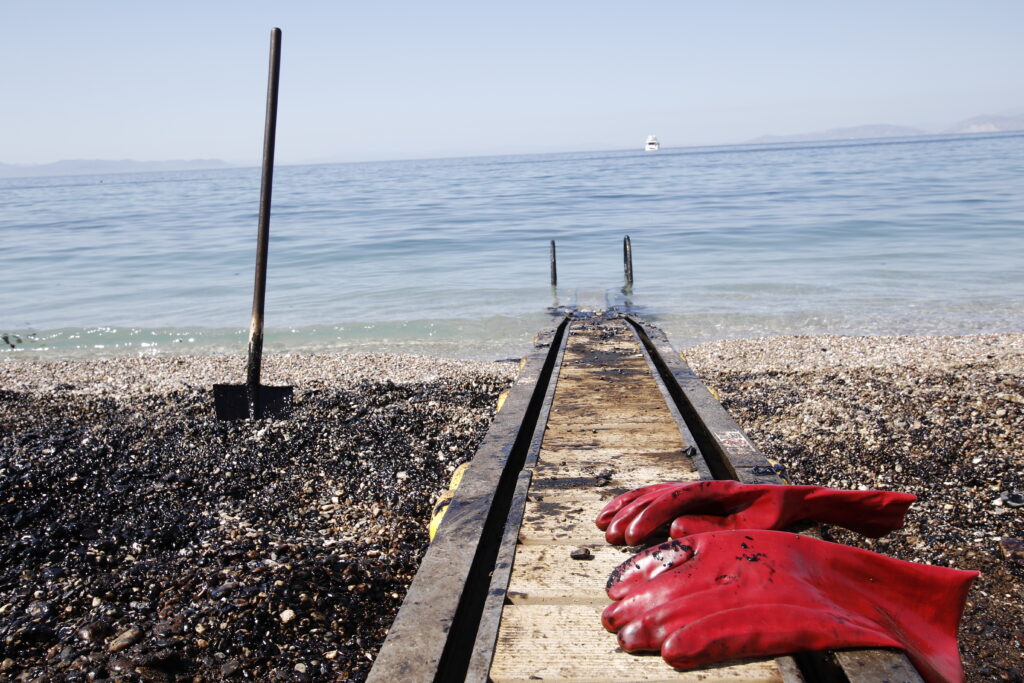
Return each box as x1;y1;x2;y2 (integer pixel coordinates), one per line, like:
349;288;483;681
368;318;569;681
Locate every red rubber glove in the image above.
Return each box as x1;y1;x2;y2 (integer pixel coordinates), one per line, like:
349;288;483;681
603;530;977;683
596;480;916;545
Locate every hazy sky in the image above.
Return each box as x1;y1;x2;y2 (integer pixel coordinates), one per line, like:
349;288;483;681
3;1;1022;165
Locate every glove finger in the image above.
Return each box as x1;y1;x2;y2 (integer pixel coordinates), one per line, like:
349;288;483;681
604;487;681;545
660;604;902;671
606;538;696;601
595;482;678;530
622;500;679;545
612;581;755;649
668;514;738;537
626;481;785;543
804;488;917;537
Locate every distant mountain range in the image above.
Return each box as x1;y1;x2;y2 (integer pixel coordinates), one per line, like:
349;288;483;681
4;110;1023;177
748;111;1024;145
0;158;229;179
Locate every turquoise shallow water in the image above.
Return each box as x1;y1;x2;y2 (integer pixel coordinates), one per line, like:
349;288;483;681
2;133;1023;360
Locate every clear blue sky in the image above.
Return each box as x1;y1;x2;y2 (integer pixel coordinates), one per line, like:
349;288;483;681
3;1;1022;165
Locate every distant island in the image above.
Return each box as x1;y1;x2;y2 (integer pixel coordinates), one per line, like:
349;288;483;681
0;158;230;179
748;111;1024;145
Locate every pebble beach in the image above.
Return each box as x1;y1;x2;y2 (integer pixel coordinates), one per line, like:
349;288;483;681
1;334;1022;681
0;354;518;681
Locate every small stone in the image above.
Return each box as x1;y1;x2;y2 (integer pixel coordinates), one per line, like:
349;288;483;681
77;621;109;642
279;609;296;623
220;659;242;678
109;657;133;673
294;663;308;673
324;650;338;660
26;601;52;618
1000;538;1023;563
0;659;13;672
108;627;142;652
1004;492;1024;508
570;547;593;560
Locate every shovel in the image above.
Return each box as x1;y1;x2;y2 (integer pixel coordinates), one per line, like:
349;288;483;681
214;28;292;420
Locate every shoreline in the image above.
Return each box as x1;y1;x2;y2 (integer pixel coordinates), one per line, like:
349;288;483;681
1;334;1021;679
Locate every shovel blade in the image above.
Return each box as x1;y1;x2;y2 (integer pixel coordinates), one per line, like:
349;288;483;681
213;384;293;420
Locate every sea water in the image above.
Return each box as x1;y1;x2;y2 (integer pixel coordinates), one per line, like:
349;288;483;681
2;133;1023;360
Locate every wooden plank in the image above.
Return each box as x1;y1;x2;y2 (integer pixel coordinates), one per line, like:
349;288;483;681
506;544;639;605
834;650;923;683
539;430;685;451
547;407;676;422
534;446;700;466
518;489;620;545
531;459;699;491
490;604;784;683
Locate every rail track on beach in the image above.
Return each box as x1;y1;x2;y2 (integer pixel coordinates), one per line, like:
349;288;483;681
367;312;924;683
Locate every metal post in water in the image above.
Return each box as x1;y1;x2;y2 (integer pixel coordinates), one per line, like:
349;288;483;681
246;27;282;413
550;240;558;287
623;235;634;286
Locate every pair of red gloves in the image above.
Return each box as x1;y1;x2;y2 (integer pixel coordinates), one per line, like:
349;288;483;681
595;480;977;683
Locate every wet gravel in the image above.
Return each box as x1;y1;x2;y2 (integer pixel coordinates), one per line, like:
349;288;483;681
0;353;517;681
685;334;1024;682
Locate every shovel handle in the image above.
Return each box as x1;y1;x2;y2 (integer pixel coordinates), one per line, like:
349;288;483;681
247;27;282;389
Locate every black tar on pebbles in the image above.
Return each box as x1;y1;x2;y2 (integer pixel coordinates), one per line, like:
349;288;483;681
0;353;517;681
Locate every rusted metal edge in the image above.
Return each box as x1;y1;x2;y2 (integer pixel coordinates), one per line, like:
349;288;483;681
367;316;571;683
464;469;533;683
626;317;922;683
625;317;782;483
627;319;714;482
464;314;571;681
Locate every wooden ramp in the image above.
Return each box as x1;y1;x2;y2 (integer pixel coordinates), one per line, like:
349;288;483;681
368;313;921;683
489;317;782;682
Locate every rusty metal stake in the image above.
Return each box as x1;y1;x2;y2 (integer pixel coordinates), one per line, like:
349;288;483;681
623;235;634;286
550;240;557;286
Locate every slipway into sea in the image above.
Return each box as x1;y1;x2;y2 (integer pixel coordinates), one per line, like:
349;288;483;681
366;311;922;682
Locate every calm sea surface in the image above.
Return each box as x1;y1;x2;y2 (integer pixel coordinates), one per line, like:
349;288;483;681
3;133;1023;360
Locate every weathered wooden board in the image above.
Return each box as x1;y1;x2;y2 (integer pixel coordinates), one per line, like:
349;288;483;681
531;458;700;492
517;489;612;545
490;604;783;683
505;544;638;605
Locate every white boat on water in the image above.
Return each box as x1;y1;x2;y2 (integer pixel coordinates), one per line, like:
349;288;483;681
644;135;660;151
